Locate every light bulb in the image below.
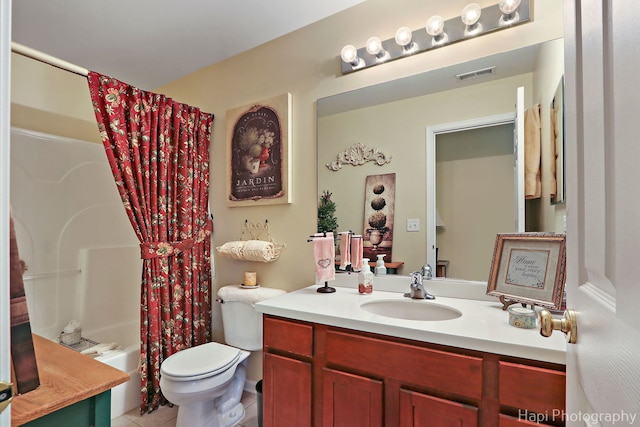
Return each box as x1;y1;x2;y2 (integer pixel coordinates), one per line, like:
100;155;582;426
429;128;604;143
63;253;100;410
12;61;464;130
461;3;482;26
340;45;359;65
426;15;448;46
395;27;413;47
366;37;384;56
499;0;521;14
425;15;444;37
499;0;521;24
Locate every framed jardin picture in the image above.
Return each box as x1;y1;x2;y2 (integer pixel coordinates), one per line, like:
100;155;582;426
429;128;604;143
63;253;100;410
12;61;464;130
226;93;292;207
486;233;566;309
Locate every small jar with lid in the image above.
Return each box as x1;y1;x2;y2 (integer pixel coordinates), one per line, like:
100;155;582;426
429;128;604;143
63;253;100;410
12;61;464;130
508;305;537;329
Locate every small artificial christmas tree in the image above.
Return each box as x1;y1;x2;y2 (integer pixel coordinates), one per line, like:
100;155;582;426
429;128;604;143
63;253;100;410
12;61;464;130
317;190;338;235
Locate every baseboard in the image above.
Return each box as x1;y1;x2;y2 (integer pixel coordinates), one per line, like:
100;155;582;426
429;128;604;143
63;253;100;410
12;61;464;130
244;379;258;394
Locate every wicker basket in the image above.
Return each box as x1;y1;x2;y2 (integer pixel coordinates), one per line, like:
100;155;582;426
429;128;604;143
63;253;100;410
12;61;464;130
59;329;81;345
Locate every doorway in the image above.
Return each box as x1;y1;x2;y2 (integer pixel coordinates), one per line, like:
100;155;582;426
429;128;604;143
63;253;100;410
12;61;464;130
435;123;516;281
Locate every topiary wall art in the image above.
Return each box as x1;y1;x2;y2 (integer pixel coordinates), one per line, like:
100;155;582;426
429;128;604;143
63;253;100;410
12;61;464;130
362;173;395;261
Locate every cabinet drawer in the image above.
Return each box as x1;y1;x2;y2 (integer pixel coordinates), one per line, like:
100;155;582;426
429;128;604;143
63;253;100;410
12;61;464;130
499;361;565;415
264;316;313;357
400;389;478;427
499;413;558;426
326;330;483;400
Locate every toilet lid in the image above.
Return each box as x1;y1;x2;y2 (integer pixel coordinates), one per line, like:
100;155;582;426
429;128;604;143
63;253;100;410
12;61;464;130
161;342;242;379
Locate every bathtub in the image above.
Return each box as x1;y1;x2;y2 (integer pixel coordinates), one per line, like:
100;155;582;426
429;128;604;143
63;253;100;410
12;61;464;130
96;343;140;418
92;321;141;418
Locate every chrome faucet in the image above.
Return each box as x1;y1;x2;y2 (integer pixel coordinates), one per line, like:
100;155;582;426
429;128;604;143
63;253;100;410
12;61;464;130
404;271;436;300
421;263;433;280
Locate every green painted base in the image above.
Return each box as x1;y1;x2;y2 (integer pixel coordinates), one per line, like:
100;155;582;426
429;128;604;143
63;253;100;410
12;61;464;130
21;390;111;427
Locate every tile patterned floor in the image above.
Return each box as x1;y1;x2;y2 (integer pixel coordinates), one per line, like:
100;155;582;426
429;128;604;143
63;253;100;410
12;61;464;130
111;391;259;427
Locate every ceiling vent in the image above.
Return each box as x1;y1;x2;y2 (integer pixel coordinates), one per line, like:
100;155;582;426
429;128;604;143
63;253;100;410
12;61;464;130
455;66;496;81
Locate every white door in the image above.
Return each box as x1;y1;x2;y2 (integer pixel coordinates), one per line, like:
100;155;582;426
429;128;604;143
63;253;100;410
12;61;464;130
560;1;640;425
515;86;525;233
0;1;12;426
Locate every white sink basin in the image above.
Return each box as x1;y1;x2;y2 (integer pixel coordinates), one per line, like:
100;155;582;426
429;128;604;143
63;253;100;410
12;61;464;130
359;299;462;321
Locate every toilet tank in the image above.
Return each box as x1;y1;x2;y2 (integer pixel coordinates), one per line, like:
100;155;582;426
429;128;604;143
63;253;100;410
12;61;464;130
220;301;263;351
217;286;286;351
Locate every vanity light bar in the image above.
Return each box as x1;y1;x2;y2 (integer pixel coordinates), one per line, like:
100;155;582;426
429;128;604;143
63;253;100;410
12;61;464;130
340;0;531;75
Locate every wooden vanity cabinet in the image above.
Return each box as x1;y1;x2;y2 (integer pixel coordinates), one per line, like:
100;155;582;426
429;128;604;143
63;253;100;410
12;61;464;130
262;315;565;427
263;316;313;427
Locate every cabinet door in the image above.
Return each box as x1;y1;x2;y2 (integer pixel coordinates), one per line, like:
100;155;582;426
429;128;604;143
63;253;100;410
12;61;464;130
322;368;383;427
399;389;478;427
263;352;312;427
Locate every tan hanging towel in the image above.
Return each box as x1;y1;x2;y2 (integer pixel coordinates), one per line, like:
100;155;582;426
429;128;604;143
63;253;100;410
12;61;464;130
550;106;558;200
524;103;541;199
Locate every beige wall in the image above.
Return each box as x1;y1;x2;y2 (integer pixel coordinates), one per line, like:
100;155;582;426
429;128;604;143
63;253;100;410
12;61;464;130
11;0;564;381
11;53;98;142
436;124;516;281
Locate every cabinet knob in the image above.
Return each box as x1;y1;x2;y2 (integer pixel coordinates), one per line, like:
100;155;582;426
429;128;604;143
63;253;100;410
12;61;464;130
539;309;578;344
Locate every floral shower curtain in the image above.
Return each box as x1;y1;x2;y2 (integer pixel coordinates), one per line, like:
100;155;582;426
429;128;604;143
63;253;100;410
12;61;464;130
87;71;214;413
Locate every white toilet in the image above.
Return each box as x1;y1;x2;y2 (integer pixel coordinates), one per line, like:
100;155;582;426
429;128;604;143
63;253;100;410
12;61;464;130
160;285;285;427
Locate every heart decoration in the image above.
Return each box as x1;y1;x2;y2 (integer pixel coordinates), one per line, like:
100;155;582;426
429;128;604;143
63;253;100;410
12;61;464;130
317;258;332;269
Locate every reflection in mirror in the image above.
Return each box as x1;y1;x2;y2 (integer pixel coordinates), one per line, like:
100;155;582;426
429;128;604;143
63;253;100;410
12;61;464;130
550;76;565;205
318;38;567;281
435;122;516;281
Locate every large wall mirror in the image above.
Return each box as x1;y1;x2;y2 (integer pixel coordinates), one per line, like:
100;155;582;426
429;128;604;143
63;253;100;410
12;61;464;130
317;38;567;282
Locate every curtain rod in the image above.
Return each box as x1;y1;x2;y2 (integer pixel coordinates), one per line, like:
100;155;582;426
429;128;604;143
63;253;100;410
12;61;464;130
11;41;88;77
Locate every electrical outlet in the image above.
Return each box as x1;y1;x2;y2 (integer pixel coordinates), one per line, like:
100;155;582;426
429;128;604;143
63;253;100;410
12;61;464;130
406;219;420;232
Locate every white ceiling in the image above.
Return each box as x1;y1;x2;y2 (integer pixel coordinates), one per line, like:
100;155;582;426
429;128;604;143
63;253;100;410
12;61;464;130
11;0;364;89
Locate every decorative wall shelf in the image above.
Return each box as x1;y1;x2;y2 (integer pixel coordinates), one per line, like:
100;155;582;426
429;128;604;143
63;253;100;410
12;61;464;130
216;220;285;262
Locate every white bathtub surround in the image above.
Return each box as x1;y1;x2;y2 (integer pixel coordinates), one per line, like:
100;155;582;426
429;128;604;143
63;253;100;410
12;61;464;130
256;276;566;365
10;128;142;418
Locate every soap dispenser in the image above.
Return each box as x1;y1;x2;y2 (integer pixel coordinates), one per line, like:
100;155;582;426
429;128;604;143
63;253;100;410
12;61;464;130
374;254;387;276
358;258;373;294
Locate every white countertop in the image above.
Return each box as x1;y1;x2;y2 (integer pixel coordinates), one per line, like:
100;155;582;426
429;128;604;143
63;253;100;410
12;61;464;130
255;276;567;365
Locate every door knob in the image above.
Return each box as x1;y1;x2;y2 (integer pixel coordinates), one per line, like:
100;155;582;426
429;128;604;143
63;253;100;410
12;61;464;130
539;309;578;344
0;381;13;413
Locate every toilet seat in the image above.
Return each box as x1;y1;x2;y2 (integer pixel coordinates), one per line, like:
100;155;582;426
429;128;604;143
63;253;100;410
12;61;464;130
161;342;242;381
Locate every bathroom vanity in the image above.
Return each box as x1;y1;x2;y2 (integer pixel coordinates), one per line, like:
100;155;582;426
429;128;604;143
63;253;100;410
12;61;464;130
256;276;566;427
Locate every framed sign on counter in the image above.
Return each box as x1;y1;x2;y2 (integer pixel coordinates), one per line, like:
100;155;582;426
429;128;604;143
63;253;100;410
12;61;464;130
487;233;566;310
